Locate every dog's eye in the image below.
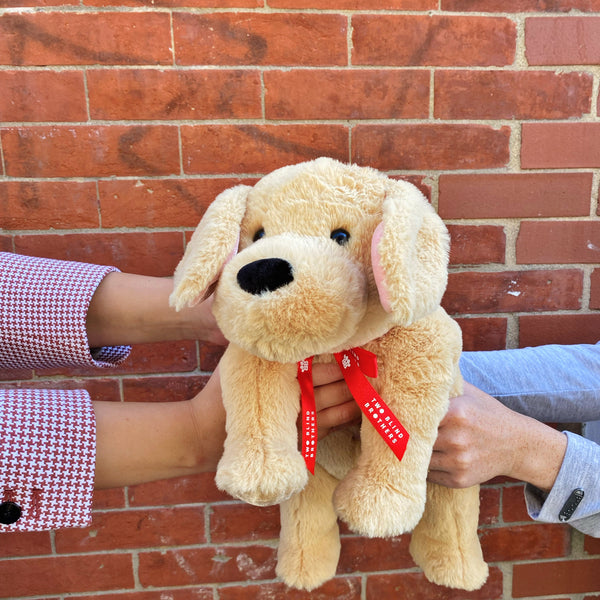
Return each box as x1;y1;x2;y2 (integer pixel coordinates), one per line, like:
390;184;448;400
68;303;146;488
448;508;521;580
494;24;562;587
330;228;350;246
252;228;265;242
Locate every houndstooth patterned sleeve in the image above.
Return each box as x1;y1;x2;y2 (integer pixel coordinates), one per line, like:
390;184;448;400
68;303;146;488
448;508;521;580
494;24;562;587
0;253;131;531
0;252;130;369
0;389;96;531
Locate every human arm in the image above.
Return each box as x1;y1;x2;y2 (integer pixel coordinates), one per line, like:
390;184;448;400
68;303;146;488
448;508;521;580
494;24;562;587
85;271;227;348
95;362;358;489
433;343;600;537
0;361;357;530
0;252;130;370
429;382;568;491
0;252;226;369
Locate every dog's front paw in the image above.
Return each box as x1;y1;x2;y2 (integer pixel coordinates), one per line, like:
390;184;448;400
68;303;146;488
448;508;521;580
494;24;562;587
333;470;425;537
216;450;308;506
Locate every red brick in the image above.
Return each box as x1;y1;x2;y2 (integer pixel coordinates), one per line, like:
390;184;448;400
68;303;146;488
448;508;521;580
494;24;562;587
70;590;213;600
8;377;119;400
448;225;505;265
481;523;569;562
435;70;592;119
99;178;247;229
0;70;86;121
92;487;126;511
55;507;206;553
439;173;593;219
443;270;583;315
0;236;13;252
0;530;52;557
519;314;600;347
271;0;434;7
200;342;226;371
210;502;280;543
479;487;501;525
220;577;362;599
38;342;199;378
0;554;134;597
2;0;77;5
585;536;600;555
105;342;199;377
352;15;515;66
526;17;600;65
14;231;185;277
174;12;347;66
87;0;261;7
443;0;600;9
265;69;429;119
0;12;171;66
123;375;208;403
138;546;277;586
591;269;600;309
366;567;503;599
0;367;33;381
128;473;229;506
456;317;508;351
522;123;600;168
2;125;180;178
181;124;349;174
517;221;600;264
88;69;261;120
513;558;600;597
0;181;99;230
502;484;530;523
338;535;413;573
353;124;510;171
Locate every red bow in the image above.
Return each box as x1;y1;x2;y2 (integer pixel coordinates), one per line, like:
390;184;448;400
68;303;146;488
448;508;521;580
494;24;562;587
297;348;409;474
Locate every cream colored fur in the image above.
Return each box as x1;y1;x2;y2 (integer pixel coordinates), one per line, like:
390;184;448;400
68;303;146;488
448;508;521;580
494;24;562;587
170;157;488;591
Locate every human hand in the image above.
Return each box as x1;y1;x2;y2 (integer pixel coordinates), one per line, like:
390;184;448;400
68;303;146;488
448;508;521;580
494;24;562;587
312;362;361;438
177;293;228;346
188;362;360;473
429;382;567;491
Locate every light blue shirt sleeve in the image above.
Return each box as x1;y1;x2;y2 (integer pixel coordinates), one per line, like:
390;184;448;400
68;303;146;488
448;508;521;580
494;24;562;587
459;343;600;537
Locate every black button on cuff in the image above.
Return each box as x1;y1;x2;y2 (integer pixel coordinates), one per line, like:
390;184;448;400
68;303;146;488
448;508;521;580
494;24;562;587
559;488;584;522
0;501;22;525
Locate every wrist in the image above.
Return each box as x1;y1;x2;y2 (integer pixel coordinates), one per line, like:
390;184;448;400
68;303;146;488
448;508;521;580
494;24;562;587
510;417;567;492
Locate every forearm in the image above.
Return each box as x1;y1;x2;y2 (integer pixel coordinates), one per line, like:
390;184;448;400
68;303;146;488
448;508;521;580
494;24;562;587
430;382;567;491
507;414;567;492
86;272;226;347
94;372;226;489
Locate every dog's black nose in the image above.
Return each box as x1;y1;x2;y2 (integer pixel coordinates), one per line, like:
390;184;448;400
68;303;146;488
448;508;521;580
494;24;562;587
237;258;294;295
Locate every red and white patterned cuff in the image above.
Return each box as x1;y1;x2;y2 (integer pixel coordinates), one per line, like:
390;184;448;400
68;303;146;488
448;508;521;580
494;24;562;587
0;252;130;370
0;389;96;531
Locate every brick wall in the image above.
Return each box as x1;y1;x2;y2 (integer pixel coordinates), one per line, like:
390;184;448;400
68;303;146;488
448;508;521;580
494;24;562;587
0;1;599;599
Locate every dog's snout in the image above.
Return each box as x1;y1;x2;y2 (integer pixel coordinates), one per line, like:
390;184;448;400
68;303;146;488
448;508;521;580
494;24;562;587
237;258;294;295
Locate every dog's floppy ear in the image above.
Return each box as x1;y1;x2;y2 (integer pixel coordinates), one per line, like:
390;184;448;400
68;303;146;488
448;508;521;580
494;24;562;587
170;185;250;310
371;179;450;327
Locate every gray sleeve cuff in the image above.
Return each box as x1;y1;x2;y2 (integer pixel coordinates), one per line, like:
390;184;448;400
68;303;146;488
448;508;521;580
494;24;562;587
525;431;600;537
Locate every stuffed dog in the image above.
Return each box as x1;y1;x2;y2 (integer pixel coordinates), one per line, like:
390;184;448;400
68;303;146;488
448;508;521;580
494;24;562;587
170;157;488;591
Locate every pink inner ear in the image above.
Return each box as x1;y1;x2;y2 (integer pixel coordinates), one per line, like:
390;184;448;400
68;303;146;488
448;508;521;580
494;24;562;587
371;222;392;313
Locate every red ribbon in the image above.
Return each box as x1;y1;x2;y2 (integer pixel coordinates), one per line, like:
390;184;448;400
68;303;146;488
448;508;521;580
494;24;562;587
297;357;317;474
297;348;409;474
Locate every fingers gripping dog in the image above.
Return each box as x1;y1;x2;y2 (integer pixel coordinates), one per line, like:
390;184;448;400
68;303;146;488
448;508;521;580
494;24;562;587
170;157;488;592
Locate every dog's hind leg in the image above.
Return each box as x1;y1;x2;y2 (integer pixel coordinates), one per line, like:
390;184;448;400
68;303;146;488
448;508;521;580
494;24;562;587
276;464;341;591
410;482;489;591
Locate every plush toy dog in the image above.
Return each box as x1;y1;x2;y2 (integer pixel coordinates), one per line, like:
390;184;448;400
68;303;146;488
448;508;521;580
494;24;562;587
170;157;488;591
